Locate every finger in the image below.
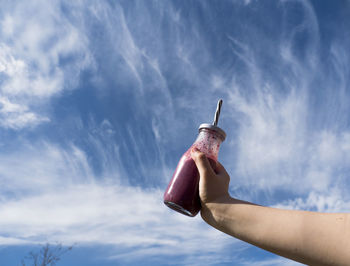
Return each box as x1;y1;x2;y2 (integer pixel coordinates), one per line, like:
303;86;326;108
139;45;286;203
190;148;215;177
215;161;230;177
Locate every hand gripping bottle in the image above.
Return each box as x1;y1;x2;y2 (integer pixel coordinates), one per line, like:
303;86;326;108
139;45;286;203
163;100;226;217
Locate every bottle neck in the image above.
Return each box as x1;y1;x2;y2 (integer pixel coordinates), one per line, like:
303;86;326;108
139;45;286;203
192;129;223;161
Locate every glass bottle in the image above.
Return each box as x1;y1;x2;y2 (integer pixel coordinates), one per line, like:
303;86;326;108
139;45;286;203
163;123;226;217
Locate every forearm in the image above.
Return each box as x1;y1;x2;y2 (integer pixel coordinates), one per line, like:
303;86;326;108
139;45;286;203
201;196;350;266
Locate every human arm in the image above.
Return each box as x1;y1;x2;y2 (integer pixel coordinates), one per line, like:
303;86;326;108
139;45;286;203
191;148;350;266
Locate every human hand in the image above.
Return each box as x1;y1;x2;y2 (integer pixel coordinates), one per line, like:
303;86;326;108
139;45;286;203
190;148;231;209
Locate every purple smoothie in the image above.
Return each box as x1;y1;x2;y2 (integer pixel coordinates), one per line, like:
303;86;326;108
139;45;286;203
163;149;216;217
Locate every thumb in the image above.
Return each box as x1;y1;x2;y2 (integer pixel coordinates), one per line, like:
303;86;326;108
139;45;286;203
191;148;215;178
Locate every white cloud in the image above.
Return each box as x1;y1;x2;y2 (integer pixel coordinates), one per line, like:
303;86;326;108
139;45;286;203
0;96;49;129
225;80;350;199
0;0;92;129
274;188;350;213
241;257;303;266
0;236;31;246
212;0;350;204
0;142;90;195
0;139;236;264
0;184;232;249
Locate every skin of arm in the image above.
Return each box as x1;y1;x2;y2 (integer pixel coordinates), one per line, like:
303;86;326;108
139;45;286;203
191;148;350;266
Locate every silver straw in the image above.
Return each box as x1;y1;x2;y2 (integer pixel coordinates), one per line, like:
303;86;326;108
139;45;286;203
213;99;223;126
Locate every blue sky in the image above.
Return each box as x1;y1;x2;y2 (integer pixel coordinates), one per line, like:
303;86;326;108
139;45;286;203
0;0;349;265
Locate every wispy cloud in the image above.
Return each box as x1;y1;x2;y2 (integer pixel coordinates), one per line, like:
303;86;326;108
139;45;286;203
274;188;350;213
0;138;237;265
0;0;92;129
240;257;303;266
209;0;350;209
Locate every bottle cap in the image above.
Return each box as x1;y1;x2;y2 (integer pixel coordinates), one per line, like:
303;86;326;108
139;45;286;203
199;123;226;141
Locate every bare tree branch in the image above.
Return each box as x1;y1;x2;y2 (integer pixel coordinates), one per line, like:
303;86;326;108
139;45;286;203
21;243;74;266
